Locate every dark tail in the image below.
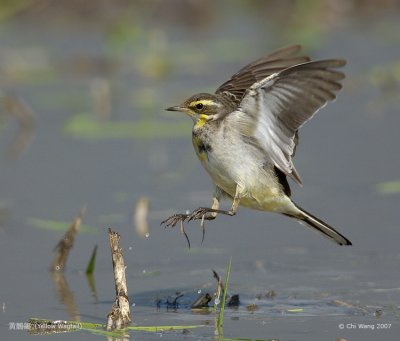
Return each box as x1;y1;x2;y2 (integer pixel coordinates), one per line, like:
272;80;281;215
291;203;352;246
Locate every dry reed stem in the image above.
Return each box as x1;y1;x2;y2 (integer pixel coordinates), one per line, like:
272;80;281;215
106;228;131;330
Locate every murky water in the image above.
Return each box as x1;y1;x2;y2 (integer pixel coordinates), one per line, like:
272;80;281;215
1;2;400;340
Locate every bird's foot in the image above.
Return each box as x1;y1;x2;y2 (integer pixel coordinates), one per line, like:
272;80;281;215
187;207;218;222
161;209;210;246
161;208;216;229
161;213;191;248
161;207;231;246
161;213;190;228
188;207;226;244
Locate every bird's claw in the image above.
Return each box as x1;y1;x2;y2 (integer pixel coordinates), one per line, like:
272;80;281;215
188;208;208;221
187;208;213;245
161;213;189;228
162;208;217;246
161;213;192;248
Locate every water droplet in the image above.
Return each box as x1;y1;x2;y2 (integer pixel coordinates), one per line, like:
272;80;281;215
214;298;220;305
197;289;202;294
145;233;150;238
185;210;190;215
142;269;146;274
128;246;133;251
131;302;136;307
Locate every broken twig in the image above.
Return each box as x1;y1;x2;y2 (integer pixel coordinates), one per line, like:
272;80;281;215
106;228;131;330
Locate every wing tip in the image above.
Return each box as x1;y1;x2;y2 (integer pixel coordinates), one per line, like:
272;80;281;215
291;167;303;186
268;44;303;58
325;59;347;68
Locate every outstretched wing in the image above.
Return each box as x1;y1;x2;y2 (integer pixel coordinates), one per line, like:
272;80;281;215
215;45;310;107
230;59;346;185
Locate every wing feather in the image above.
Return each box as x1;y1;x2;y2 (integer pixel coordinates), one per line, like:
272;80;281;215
231;59;346;185
215;45;310;106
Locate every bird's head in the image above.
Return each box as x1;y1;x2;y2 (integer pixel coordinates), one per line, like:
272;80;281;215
166;93;231;124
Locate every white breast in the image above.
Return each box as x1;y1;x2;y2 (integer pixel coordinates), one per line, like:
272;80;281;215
197;122;284;210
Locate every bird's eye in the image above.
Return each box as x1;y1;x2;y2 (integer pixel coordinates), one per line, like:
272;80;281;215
196;103;203;110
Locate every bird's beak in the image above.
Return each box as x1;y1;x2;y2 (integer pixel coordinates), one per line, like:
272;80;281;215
165;106;185;112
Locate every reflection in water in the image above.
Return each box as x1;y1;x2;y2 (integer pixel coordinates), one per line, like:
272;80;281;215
51;271;80;321
50;208;85;272
85;244;99;301
86;273;98;301
107;335;129;341
1;93;36;160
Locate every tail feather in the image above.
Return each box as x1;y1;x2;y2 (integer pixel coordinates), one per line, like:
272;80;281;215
291;203;352;246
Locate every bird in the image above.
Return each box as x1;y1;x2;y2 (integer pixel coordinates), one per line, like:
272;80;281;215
162;45;352;246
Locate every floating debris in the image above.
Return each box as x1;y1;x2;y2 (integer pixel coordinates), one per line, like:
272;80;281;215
256;289;277;300
330;299;369;315
286;308;303;313
165;292;184;310
246;304;259;312
227;294;240;307
191;293;212;309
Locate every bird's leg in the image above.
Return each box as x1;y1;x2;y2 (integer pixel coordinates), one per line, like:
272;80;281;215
187;187;224;223
160;194;220;247
196;192;221;244
188;184;242;223
200;193;221;220
161;185;242;245
160;192;221;229
229;186;241;214
188;192;240;244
